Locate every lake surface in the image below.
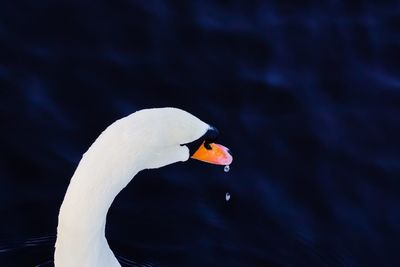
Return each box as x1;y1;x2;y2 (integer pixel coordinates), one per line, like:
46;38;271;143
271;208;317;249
1;1;399;266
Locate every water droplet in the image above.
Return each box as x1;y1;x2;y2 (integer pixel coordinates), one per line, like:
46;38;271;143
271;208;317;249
224;165;230;172
225;192;231;201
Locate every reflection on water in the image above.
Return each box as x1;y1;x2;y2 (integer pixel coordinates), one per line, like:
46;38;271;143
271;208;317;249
0;236;55;267
0;236;165;267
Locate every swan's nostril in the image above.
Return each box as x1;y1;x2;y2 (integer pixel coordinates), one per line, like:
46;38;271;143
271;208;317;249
204;142;212;150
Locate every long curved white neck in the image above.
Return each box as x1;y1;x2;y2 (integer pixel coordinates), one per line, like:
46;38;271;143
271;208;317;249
54;108;208;267
55;119;145;267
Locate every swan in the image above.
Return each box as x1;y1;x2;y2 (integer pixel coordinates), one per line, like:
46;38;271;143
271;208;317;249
54;107;233;267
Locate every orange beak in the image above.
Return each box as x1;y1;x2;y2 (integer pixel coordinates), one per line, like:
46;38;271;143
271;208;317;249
191;141;233;165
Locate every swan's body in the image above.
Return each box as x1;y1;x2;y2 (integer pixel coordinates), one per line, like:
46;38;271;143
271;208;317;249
54;108;231;267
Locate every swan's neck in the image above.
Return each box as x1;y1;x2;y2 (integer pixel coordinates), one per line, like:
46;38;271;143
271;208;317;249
55;122;144;267
54;108;204;267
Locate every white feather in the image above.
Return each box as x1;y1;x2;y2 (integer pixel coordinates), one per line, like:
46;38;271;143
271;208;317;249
54;108;209;267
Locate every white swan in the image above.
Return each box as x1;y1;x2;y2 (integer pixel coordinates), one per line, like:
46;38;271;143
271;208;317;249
54;107;232;267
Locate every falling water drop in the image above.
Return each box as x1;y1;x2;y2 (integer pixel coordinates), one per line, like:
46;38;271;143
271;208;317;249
225;192;231;202
224;165;230;172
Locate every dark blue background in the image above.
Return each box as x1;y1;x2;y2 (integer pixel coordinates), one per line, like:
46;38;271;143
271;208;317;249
1;0;400;266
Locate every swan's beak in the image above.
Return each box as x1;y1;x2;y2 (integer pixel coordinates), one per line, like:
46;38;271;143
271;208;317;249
191;142;233;165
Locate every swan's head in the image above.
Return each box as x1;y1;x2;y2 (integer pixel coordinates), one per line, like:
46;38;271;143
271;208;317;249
119;107;232;170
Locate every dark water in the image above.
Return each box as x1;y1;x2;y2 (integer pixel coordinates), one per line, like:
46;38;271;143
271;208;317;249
1;0;400;266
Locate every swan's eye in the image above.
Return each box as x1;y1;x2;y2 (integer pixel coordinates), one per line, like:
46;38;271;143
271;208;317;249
204;126;219;142
203;126;219;150
183;126;219;155
187;125;232;166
